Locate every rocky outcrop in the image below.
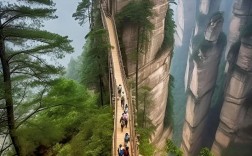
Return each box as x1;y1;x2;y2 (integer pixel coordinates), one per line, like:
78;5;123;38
211;36;252;156
194;0;221;36
182;13;225;156
224;0;252;72
211;1;252;155
115;0;172;150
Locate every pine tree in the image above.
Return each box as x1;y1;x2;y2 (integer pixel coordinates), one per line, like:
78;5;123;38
0;0;73;155
116;0;154;112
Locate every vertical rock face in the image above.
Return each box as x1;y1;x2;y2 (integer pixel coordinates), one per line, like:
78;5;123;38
195;0;222;35
224;0;252;72
211;1;252;155
182;13;224;156
176;0;197;46
211;36;252;156
116;0;172;150
185;0;222;92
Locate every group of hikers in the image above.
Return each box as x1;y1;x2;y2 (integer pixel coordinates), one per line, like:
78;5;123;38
118;84;129;132
117;84;130;156
118;133;130;156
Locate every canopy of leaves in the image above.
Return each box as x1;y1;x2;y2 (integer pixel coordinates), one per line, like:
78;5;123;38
16;79;113;155
199;147;214;156
56;107;113;156
65;57;82;82
0;0;74;101
136;127;155;156
80;12;109;90
72;0;91;25
1;1;74;154
166;139;183;156
116;0;153;30
161;7;176;50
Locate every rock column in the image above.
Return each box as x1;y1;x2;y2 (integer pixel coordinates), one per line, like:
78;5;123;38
182;13;224;156
211;36;252;156
224;0;252;72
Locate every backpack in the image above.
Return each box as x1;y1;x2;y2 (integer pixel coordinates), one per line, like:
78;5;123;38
120;119;125;126
118;148;124;155
124;150;129;156
121;95;125;100
125;135;130;142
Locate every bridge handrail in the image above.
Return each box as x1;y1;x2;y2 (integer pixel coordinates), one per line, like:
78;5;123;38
109;14;138;156
100;7;118;156
100;4;138;156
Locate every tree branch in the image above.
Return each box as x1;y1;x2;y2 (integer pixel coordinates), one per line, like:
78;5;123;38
12;71;41;80
15;103;76;129
0;130;9;152
7;44;52;62
0;143;13;155
1;15;22;29
16;84;28;106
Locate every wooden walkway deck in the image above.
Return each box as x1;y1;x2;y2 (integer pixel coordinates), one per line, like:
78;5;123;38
104;16;132;155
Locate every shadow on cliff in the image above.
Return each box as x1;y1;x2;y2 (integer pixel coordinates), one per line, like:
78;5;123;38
200;57;226;150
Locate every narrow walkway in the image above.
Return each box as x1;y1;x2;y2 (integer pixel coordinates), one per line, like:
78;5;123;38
104;16;132;155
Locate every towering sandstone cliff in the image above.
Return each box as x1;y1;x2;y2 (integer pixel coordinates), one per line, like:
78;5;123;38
176;0;196;46
224;0;252;71
182;13;225;156
211;0;252;155
115;0;172;150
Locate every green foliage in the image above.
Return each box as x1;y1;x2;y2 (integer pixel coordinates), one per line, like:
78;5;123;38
80;12;109;90
72;0;92;25
16;79;87;155
166;139;183;156
65;57;82;82
161;7;176;50
0;1;74;154
115;0;154;54
16;79;113;155
57;107;113;156
138;86;152;128
136;127;155;156
116;0;153;30
164;74;174;128
199;147;214;156
136;86;155;155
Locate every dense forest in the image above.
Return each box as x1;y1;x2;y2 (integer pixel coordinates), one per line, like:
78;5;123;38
0;0;112;155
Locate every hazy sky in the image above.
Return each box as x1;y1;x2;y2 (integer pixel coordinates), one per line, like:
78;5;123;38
43;0;89;67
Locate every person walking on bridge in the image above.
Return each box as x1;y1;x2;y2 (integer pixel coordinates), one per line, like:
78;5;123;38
118;84;122;97
123;146;130;156
118;144;124;156
124;104;128;113
124;133;130;147
121;91;125;109
120;115;125;132
123;111;128;128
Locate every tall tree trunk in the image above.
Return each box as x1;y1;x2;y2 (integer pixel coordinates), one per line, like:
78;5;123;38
99;75;104;106
0;31;21;155
135;26;140;112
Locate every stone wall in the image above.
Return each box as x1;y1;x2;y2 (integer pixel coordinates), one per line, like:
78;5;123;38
115;0;172;152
